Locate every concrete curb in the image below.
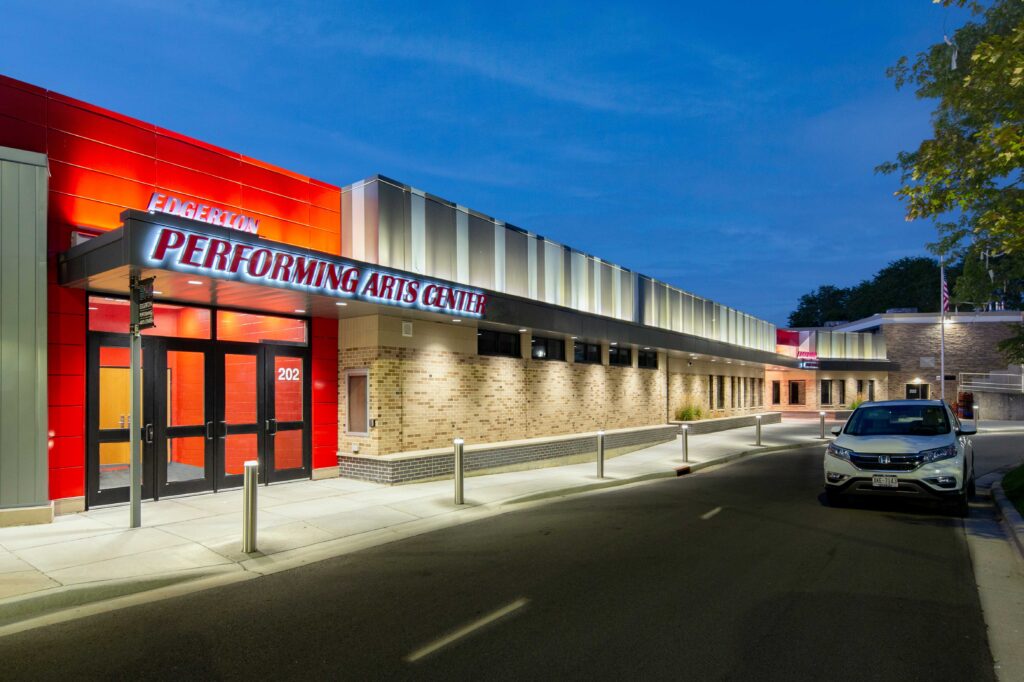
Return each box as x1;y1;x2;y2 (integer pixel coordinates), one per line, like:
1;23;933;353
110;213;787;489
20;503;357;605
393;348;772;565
0;565;251;639
0;439;815;637
991;480;1024;561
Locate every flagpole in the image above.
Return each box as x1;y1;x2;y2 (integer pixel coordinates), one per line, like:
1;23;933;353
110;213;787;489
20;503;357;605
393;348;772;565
940;259;946;402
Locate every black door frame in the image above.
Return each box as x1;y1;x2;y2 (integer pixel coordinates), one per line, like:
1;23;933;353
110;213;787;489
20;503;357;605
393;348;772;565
86;333;156;507
156;338;217;499
264;345;313;483
86;312;313;509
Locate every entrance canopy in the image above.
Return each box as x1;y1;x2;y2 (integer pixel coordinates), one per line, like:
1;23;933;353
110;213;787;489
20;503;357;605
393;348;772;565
59;210;489;324
61;210;806;367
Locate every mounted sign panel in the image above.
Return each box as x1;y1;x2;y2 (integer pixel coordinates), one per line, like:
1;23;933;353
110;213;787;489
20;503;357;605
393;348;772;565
59;210;488;320
132;276;156;330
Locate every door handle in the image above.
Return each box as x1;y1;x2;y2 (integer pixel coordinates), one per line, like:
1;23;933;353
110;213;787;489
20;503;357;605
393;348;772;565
206;421;214;440
219;421;227;439
119;415;125;428
265;419;277;435
144;423;154;444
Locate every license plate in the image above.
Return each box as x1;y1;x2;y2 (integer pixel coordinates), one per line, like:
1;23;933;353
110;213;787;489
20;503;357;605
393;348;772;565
872;475;899;489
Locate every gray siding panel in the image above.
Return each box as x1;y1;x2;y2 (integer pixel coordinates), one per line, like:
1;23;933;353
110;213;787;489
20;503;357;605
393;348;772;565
0;147;48;509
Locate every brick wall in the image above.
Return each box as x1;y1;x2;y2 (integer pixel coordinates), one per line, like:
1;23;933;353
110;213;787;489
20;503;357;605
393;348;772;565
763;369;889;411
883;320;1016;402
338;425;680;484
338;316;670;456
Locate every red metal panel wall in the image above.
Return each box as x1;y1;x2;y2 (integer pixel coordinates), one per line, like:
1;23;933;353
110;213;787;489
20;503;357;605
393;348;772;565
310;317;339;471
0;74;342;500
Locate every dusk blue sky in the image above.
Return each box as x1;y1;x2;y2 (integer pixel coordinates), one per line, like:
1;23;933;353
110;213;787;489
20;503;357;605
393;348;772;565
2;1;971;325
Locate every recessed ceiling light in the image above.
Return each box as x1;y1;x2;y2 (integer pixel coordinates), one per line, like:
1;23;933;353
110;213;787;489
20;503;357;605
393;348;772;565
518;328;527;333
187;280;203;285
88;306;98;311
610;342;618;346
571;336;578;340
643;347;651;350
152;290;163;295
335;301;347;306
295;309;305;314
452;319;461;323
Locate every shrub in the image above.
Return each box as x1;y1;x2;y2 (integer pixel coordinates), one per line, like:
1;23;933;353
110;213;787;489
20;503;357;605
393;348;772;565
1004;464;1024;516
675;404;704;421
848;394;866;410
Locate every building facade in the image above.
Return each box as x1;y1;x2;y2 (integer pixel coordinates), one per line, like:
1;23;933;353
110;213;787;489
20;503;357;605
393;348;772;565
2;73;825;524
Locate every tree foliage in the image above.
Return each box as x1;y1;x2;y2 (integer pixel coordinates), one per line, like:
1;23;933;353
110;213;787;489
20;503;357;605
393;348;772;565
787;257;958;327
879;1;1024;258
997;324;1024;365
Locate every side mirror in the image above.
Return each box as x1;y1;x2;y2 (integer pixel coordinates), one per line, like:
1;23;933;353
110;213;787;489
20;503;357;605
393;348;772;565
957;425;977;436
830;426;842;436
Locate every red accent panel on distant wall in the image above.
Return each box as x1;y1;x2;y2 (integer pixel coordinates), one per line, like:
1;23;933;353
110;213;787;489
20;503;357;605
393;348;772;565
776;329;800;346
0;73;343;501
311;317;339;471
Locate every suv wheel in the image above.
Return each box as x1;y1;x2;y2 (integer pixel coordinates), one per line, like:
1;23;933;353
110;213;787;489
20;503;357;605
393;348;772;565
951;489;969;518
825;487;844;507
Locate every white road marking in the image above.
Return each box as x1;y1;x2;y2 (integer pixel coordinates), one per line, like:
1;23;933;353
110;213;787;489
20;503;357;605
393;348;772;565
405;597;530;663
700;506;723;520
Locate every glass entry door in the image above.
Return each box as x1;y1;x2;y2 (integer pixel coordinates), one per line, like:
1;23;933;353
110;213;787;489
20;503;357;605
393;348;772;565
265;347;311;483
215;345;265;490
87;325;311;507
156;340;215;497
87;334;155;507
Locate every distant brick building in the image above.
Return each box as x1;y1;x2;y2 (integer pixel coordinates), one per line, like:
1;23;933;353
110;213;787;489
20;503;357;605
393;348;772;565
770;311;1022;413
832;311;1022;407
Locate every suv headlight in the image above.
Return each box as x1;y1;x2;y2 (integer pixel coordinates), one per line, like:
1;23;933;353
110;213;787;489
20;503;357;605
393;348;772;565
826;443;853;461
919;444;958;463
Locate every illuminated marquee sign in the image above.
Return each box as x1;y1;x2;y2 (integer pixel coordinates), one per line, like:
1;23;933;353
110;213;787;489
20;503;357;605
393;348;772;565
147;192;260;234
148;227;487;317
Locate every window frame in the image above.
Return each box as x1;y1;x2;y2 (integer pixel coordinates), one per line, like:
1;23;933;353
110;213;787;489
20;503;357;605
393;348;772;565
344;368;370;436
573;341;602;364
531;335;566;362
608;345;632;367
478;329;522;358
637;349;658;369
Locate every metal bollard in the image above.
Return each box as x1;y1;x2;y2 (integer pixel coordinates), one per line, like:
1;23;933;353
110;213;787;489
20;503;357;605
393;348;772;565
755;415;762;446
681;425;689;463
242;460;258;553
819;411;826;439
973;404;981;429
596;431;605;479
453;438;465;505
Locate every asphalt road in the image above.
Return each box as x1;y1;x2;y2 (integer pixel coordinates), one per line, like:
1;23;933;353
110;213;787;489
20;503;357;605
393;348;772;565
3;435;1017;681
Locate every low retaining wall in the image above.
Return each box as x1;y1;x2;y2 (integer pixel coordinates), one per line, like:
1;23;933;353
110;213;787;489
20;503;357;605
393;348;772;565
671;412;782;435
975;391;1024;420
338;424;679;485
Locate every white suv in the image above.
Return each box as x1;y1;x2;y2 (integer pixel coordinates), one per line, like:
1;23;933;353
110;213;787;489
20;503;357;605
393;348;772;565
823;400;976;516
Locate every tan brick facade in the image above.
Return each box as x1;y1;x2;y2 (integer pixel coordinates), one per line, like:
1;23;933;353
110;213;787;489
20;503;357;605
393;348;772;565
763;369;889;411
883;319;1017;403
339;315;675;456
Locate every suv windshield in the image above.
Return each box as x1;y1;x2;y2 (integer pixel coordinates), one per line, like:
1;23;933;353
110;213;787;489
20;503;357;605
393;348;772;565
845;404;951;436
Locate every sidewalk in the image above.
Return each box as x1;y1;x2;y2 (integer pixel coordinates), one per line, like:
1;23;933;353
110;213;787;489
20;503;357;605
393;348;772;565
0;419;828;626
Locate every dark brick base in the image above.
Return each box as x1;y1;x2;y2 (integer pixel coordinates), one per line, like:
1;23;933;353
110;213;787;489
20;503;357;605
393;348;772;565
337;425;679;485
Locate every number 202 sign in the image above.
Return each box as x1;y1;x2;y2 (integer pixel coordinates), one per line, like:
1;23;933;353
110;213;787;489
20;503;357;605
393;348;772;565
277;367;301;382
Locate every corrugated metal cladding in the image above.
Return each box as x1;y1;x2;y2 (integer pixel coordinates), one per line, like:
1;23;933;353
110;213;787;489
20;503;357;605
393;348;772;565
0;146;48;509
342;176;776;352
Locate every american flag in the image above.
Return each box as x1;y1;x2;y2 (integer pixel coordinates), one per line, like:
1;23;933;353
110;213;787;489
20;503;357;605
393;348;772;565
941;266;950;312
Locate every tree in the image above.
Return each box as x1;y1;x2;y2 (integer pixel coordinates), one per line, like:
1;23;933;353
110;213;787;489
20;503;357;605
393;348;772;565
997;324;1024;364
787;257;961;326
788;285;850;327
879;1;1024;260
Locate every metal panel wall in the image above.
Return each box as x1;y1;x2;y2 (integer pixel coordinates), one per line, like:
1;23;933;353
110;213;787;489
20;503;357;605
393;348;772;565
353;176;778;351
0;147;48;509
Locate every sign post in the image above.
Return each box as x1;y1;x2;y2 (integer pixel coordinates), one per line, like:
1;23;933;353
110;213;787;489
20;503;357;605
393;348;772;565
128;275;155;528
